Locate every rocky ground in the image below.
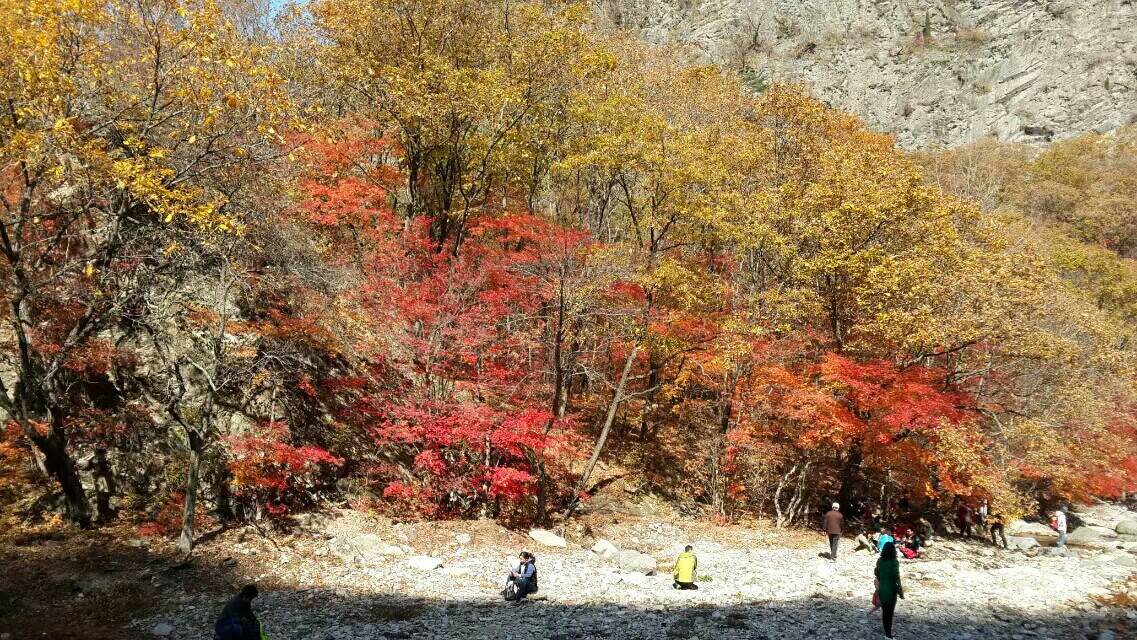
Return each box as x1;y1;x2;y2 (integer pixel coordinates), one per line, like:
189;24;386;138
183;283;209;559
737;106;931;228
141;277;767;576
114;507;1137;640
5;507;1137;640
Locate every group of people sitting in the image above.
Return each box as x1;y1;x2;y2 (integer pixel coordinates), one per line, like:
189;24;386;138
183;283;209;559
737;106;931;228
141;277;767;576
855;524;924;559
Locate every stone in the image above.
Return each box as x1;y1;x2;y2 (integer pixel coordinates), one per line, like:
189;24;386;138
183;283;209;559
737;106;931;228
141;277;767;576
1067;526;1119;549
455;533;472;544
529;529;567;548
615;549;658;575
151;623;175;637
440;566;471;577
333;533;390;566
1007;536;1041;551
1117;520;1137;536
1007;521;1058;538
1099;631;1116;640
1044;546;1070;557
592;539;619;559
407;556;444;571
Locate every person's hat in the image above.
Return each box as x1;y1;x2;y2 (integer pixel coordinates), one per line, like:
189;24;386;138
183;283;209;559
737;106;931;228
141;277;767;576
832;502;840;510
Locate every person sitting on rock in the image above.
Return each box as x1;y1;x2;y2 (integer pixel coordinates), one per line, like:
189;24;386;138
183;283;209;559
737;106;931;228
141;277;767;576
853;528;877;553
214;584;266;640
506;551;537;604
672;545;698;590
877;527;894;553
898;531;922;559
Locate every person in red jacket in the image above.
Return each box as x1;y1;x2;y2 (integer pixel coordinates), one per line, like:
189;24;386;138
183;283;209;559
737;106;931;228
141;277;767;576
820;502;845;561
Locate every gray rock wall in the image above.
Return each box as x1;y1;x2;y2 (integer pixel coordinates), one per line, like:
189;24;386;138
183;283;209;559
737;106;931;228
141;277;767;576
604;0;1137;148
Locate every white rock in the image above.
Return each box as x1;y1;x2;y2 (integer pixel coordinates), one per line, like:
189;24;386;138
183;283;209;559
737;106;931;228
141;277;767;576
615;549;658;575
151;623;175;637
529;529;567;548
592;539;619;559
441;566;471;577
408;556;444;571
455;533;472;544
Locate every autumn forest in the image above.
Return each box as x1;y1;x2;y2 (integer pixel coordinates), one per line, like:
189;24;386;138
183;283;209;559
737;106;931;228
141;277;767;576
2;0;1136;554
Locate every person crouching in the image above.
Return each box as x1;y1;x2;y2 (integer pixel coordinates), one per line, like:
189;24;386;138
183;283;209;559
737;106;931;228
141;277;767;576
672;545;698;590
507;551;537;604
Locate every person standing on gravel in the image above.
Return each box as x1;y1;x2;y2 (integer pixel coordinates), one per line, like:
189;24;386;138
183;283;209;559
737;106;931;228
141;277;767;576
989;513;1007;548
875;542;904;639
821;502;844;561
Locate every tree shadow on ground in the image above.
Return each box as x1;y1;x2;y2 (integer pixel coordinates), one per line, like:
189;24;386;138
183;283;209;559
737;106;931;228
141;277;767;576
143;586;1130;640
2;533;1133;640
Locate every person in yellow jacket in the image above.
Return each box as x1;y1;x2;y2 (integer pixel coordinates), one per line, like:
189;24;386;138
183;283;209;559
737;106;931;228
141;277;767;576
672;545;698;590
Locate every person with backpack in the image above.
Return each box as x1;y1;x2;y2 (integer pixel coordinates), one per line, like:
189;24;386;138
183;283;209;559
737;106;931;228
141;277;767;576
672;545;698;590
504;551;537;604
214;584;266;640
820;502;844;561
1053;507;1067;547
875;541;904;640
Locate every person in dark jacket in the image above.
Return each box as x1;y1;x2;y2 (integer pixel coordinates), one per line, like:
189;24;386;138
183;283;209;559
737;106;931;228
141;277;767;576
875;542;904;640
508;551;537;604
820;502;845;561
214;584;263;640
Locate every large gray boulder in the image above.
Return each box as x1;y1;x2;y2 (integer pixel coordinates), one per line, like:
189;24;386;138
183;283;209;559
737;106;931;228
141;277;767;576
1007;520;1057;538
1007;536;1041;551
615;549;658;575
1066;525;1119;549
529;529;567;548
1116;520;1137;535
332;533;393;566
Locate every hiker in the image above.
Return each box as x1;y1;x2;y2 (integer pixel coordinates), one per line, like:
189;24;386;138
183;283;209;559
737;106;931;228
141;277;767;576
958;503;974;539
853;528;877;553
877;526;894;553
672;545;698;590
820;502;845;561
989;513;1007;548
505;551;537;604
1053;507;1068;547
875;542;904;640
214;584;265;640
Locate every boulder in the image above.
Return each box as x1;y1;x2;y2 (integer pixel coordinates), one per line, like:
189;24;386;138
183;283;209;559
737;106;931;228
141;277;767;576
615;549;658;575
454;533;472;544
1116;520;1137;535
1007;536;1041;551
1067;525;1119;549
591;539;619;559
151;623;175;637
1006;520;1057;538
332;533;390;566
529;529;567;548
1044;545;1070;557
407;555;444;571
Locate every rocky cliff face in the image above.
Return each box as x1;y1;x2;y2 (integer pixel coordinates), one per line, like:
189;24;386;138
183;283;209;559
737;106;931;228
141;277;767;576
604;0;1137;148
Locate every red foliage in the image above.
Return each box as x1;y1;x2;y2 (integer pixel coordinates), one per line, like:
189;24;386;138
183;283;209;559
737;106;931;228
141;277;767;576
228;422;343;515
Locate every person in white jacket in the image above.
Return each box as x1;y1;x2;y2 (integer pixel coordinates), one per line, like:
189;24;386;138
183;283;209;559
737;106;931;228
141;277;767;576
1054;507;1067;547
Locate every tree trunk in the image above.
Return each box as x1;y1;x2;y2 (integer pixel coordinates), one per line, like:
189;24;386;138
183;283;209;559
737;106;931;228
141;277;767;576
835;445;862;510
35;428;92;528
561;341;639;529
178;429;203;554
93;447;117;524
